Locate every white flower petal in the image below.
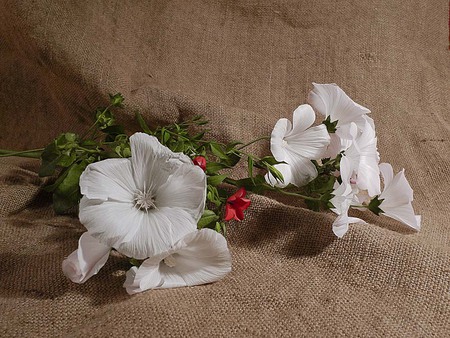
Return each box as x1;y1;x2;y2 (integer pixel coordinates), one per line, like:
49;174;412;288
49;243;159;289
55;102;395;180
284;124;330;159
62;232;110;283
288;157;318;187
290;104;315;133
332;214;350;238
124;259;163;295
116;207;197;259
380;169;413;205
156;163;206;221
79;197;142;249
307;83;370;126
379;163;394;188
130;133;190;191
159;229;231;288
79;158;135;202
270;118;292;161
264;163;292;188
123;229;231;293
381;203;421;230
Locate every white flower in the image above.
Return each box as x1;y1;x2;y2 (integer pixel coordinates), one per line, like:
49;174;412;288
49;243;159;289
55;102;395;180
78;133;207;260
124;229;232;294
62;232;111;283
378;163;421;230
330;156;366;238
342;122;381;197
307;83;373;157
266;104;330;187
62;132;207;287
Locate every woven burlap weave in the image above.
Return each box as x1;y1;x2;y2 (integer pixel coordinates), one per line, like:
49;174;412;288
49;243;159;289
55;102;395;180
0;1;449;337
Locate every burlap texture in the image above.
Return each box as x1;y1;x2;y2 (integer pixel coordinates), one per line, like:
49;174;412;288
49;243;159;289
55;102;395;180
0;1;449;336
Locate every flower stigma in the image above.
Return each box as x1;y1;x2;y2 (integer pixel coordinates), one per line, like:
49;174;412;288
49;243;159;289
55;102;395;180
134;189;157;212
163;254;177;268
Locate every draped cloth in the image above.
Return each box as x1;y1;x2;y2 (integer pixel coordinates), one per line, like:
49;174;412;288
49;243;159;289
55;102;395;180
0;1;449;336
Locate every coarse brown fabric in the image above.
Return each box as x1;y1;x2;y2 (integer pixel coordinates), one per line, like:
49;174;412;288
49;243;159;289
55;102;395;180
0;0;449;337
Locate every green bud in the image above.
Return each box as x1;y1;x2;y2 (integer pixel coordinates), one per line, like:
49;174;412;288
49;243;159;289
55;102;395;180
109;93;124;107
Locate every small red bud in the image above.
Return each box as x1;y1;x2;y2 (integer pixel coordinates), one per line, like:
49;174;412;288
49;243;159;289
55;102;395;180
193;156;206;171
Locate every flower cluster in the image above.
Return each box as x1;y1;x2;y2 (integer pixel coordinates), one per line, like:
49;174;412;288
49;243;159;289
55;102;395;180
0;83;421;294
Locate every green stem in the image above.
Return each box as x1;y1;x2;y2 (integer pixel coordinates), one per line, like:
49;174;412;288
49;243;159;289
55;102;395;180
237;136;270;150
274;188;321;202
0;149;44;159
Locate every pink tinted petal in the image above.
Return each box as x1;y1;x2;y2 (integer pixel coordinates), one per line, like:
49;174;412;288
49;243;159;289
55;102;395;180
62;232;111;283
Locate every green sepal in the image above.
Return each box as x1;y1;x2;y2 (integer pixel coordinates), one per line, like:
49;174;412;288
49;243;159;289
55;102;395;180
368;196;384;215
323;116;338;133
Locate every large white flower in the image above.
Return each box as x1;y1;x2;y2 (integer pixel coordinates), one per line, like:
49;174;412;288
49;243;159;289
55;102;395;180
330;156;366;238
307;83;373;157
378;163;421;230
124;229;232;294
63;133;207;279
342;122;381;197
266;104;330;187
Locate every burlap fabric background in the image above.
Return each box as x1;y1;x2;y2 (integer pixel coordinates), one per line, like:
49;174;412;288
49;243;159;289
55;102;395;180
1;1;449;337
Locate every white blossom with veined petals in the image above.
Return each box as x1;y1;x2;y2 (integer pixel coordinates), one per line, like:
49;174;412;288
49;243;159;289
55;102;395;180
79;132;206;261
378;163;421;230
330;156;366;238
342;122;381;197
124;229;232;294
307;83;374;157
265;104;330;188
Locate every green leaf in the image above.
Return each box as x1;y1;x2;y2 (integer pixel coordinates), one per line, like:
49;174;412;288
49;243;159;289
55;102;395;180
57;152;77;167
207;174;228;186
265;162;284;183
39;142;61;177
210;143;229;160
206;161;228;174
135;112;152;134
247;156;254;178
198;210;220;228
215;222;222;233
52;162;87;214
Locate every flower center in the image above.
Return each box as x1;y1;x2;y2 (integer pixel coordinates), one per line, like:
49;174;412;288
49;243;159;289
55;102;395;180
163;254;177;268
134;189;157;211
282;139;288;147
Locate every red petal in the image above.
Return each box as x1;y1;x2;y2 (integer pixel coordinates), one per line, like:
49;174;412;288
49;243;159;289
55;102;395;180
224;203;236;221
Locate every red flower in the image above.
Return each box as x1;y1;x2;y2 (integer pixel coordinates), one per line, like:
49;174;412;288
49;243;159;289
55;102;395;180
224;187;251;221
193;156;206;171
